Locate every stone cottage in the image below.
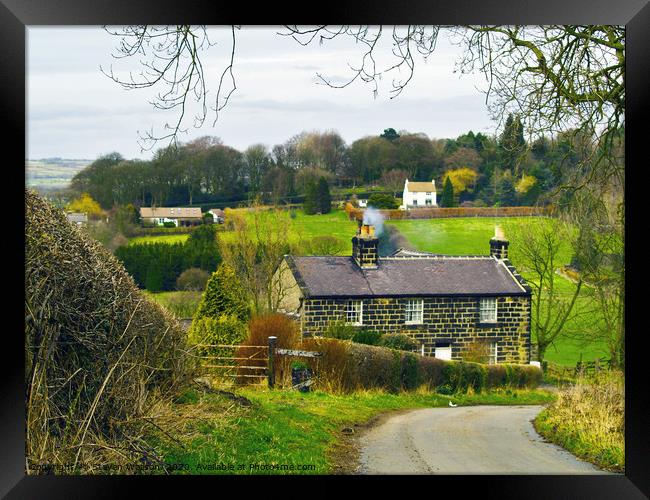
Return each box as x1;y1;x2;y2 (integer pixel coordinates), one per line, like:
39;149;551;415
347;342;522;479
273;223;532;364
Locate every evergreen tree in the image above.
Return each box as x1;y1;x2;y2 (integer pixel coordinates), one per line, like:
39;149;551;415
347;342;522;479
194;263;250;322
498;177;517;206
441;176;455;207
499;114;527;174
316;177;332;214
145;259;164;292
303;181;319;215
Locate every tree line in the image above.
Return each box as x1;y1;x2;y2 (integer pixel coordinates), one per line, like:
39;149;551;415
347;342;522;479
68;118;611;211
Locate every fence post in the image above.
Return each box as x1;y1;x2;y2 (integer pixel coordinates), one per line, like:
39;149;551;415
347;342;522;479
268;336;277;389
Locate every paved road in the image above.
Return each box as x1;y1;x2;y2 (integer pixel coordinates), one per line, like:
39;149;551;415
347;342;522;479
358;405;614;474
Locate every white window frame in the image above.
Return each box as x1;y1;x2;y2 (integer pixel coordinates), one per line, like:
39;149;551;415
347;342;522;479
479;297;498;323
426;192;431;195
425;198;432;205
346;300;363;326
487;341;498;364
405;299;424;325
412;199;418;206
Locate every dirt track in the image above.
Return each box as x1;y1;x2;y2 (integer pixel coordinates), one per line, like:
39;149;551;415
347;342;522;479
358;405;614;474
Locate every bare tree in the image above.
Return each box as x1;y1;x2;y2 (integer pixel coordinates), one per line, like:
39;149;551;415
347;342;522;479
101;25;238;151
509;218;589;364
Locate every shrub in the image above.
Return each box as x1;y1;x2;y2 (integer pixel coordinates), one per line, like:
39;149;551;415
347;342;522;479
176;267;211;291
367;193;398;209
194;263;250;323
238;313;301;386
351;330;383;346
323;319;357;340
188;314;248;356
163;221;177;228
378;334;416;351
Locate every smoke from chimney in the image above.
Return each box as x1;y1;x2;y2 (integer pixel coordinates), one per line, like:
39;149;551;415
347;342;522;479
363;207;385;236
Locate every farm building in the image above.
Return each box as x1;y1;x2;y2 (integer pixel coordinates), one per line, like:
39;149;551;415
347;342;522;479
402;179;437;208
207;208;225;223
273;223;532;364
66;212;88;226
139;207;203;227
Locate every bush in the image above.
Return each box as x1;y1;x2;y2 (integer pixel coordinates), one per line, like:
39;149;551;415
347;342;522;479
367;193;399;209
194;263;250;323
378;334;417;351
238;313;301;386
163;221;177;228
351;330;383;346
176;267;210;291
188;314;247;356
323;320;357;340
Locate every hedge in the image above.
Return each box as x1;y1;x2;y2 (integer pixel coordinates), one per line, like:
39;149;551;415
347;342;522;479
300;337;542;394
345;205;555;221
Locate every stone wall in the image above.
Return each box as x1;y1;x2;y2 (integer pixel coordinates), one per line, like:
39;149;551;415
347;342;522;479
302;295;530;364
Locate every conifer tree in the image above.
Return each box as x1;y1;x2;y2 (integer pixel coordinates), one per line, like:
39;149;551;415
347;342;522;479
316;177;332;214
441;176;455;207
303;181;318;215
194;263;250;322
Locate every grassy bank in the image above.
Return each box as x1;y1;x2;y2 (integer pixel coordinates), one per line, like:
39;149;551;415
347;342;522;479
143;290;202;318
145;385;555;475
534;371;624;472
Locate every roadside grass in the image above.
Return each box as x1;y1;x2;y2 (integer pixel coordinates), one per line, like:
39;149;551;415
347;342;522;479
534;370;624;472
387;217;609;366
143;290;202;318
146;385;555;475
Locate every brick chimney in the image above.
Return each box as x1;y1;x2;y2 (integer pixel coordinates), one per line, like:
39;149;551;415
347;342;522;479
490;225;509;260
352;222;379;269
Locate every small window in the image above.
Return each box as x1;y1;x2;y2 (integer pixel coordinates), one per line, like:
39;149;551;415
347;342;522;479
425;199;432;205
412;199;418;206
405;299;423;324
426;192;431;195
479;297;497;323
346;300;363;325
488;341;498;364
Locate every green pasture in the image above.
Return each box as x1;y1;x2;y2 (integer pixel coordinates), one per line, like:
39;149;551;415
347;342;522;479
386;216;609;366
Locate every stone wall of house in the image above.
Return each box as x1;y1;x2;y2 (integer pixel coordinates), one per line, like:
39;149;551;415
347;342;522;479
301;295;531;364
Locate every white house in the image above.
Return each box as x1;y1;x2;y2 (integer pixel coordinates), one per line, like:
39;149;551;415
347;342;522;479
402;179;437;208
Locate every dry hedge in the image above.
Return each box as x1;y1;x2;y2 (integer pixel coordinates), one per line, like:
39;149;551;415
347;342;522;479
25;189;192;473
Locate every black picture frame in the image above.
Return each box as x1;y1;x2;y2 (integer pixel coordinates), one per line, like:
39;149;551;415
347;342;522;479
5;1;648;497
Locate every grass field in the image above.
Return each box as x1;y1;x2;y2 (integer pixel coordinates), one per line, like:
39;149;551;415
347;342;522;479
143;290;202;318
129;234;190;245
129;209;358;253
147;385;555;475
386;216;609;366
131;212;610;366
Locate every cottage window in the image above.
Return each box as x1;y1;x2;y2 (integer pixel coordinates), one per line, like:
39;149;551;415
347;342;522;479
425;199;432;205
412;199;418;206
405;299;423;324
479;297;497;323
488;341;498;364
426;192;431;195
346;300;363;325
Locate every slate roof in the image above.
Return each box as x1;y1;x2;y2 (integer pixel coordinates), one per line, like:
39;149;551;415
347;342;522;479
286;255;530;298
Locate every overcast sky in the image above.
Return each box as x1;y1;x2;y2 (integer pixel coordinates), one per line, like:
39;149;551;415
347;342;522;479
27;26;497;160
